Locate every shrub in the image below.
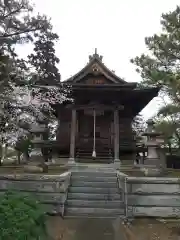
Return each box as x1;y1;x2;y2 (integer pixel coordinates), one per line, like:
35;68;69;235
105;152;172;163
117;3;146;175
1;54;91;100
0;191;47;240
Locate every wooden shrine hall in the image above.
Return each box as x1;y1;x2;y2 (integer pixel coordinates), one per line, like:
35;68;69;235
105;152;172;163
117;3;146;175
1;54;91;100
55;49;159;164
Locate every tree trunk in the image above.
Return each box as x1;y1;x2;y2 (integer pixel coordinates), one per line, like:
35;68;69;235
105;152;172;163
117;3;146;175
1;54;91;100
4;143;8;159
0;145;2;166
167;141;172;155
17;151;21;164
174;131;180;149
1;143;6;163
22;152;29;163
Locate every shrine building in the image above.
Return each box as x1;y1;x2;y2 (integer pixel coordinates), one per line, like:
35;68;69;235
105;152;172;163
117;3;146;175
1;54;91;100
55;50;159;164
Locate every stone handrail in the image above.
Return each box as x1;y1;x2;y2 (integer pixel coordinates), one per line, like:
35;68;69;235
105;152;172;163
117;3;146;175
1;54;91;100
117;171;128;218
125;176;180;218
0;172;71;216
61;171;71;217
126;176;180;184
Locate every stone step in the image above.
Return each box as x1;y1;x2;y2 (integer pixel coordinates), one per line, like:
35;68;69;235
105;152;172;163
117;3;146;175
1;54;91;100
70;164;115;172
71;171;116;178
71;175;117;182
66;199;124;208
71;167;115;173
64;215;120;219
65;207;124;217
70;181;117;188
68;186;119;194
68;192;121;200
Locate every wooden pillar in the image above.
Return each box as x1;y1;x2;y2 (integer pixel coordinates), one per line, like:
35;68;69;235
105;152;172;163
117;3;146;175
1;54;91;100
69;109;76;163
114;109;121;166
92;109;96;158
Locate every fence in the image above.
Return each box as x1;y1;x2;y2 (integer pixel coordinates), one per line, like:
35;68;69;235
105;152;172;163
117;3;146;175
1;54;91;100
122;176;180;218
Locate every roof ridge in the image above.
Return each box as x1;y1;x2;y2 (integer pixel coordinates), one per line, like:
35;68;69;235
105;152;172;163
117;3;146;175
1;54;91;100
64;50;126;84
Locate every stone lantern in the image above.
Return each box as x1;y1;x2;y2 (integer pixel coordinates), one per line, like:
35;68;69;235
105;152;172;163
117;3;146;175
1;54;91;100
29;124;46;162
26;119;49;173
141;119;166;176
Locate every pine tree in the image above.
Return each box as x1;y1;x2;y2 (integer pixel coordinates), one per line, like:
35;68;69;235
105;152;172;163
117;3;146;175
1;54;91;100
131;6;180;149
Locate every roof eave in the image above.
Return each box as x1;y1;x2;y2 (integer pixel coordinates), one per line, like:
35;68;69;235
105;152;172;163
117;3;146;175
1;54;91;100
63;56;126;84
132;87;160;116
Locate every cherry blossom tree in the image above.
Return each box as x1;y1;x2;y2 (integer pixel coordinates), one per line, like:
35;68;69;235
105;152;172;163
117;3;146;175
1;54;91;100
0;0;70;162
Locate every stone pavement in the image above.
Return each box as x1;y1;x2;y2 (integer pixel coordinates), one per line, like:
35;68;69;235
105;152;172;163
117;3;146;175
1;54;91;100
47;217;127;240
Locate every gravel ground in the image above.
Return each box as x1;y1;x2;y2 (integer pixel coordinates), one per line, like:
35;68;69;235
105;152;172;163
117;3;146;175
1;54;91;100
122;218;180;240
46;217;180;240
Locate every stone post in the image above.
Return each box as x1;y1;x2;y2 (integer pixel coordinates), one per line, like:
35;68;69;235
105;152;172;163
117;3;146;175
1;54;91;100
114;109;121;168
69;109;76;164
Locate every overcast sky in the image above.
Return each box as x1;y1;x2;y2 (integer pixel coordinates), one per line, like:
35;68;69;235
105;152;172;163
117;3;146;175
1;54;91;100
19;0;180;120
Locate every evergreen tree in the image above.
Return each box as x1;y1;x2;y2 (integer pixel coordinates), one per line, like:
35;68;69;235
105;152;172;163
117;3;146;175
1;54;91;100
27;28;70;127
0;0;51;91
131;6;180;149
28;29;60;86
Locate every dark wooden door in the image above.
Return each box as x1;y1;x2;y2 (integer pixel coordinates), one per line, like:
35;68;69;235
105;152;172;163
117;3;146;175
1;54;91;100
78;113;93;148
78;112;111;148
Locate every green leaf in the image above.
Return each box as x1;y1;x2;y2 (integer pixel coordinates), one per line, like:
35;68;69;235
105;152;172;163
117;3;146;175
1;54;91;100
157;104;180;117
0;191;47;240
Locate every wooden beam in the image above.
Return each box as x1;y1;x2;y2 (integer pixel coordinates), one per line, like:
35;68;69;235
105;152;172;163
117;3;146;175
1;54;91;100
65;104;124;111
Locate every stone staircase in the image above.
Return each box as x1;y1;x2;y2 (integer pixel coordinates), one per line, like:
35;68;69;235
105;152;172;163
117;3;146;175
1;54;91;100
64;170;125;218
